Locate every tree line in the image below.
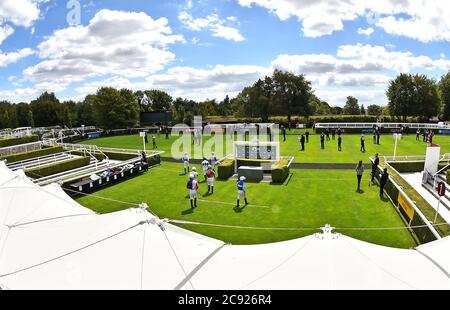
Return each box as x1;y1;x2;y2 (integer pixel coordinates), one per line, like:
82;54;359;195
1;69;450;130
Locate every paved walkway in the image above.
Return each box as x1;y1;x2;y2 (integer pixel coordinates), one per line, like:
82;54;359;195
160;157;369;170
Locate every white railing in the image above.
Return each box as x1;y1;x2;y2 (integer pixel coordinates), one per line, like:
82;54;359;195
0;141;43;157
375;158;442;240
315;122;450;130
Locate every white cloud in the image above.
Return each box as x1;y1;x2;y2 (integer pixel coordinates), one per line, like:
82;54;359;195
357;27;374;36
24;9;184;85
178;12;245;42
0;0;41;27
237;0;450;42
0;48;34;67
0;25;14;45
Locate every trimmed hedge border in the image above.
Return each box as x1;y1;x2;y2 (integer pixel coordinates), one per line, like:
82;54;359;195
217;159;234;180
0;146;63;163
25;156;91;178
0;135;39;148
271;159;290;183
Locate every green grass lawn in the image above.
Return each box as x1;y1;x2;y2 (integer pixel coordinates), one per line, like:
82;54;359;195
78;133;450;164
75;162;417;248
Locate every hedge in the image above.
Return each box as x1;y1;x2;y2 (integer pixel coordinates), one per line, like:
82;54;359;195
271;159;290;183
0;135;39;148
236;158;273;168
217;159;234;180
388;161;448;173
25;156;91;178
0;146;63;163
69;149;161;166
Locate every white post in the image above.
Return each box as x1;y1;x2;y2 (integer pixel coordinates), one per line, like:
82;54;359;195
434;197;441;224
142;134;146;153
393;133;398;160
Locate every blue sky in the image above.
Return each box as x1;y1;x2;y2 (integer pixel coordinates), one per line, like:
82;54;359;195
0;0;449;107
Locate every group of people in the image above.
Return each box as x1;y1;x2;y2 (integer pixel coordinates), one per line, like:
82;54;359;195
416;129;434;144
299;128;343;151
143;131;158;149
183;152;249;209
355;153;389;197
372;126;381;144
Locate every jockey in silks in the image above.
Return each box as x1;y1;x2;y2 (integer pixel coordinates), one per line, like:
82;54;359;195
206;165;215;194
201;157;209;181
191;167;198;180
182;152;190;174
210;152;217;167
186;173;199;209
236;176;248;208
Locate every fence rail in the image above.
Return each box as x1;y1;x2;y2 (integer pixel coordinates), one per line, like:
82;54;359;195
315;122;450;129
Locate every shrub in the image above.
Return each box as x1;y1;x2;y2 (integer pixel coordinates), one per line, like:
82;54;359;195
0;146;63;163
0;135;39;148
271;159;290;183
25;156;91;178
217;159;234;180
389;161;425;173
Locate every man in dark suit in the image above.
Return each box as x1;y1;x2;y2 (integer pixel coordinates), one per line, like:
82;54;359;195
300;134;305;151
379;168;389;197
371;153;379;184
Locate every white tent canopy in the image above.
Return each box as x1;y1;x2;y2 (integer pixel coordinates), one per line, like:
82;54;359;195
0;162;449;289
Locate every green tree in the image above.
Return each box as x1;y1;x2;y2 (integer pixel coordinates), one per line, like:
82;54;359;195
30;92;62;127
343;96;360;115
439;71;450;121
386;73;415;121
272;69;313;125
360;104;366;115
27;110;35;127
413;74;439;121
77;95;96;126
92;87;139;128
367;104;383;116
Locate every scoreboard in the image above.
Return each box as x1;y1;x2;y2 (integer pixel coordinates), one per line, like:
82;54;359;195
235;143;278;160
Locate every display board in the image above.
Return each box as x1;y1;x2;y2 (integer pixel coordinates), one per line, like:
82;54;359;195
234;141;279;160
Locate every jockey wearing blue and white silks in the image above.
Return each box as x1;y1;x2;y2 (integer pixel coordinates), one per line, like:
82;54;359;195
236;176;248;208
182;152;189;173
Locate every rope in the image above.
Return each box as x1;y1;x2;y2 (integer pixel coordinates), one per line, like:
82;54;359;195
63;187;140;207
169;219;450;232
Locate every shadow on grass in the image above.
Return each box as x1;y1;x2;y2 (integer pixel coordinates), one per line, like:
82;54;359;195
356;189;364;194
181;208;194;215
202;192;212;197
233;205;246;213
380;196;389;202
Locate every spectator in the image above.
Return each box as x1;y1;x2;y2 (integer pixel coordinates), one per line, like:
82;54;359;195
371;153;379;184
356;160;364;191
379;168;389;198
360;134;366;152
338;135;342;151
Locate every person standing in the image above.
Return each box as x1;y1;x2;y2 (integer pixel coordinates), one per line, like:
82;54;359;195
300;134;305;151
320;132;325;149
360;134;365;152
416;129;420;141
423;129;428;142
356;160;364;191
331;128;336;140
379;168;389;198
152;135;157;149
165;127;169;139
144;131;148;144
325;128;330;141
376;130;380;145
337;127;342;136
186;174;199;209
141;151;148;171
371;153;379;184
206;165;215;194
338;135;342;151
373;129;376;144
282;126;286;142
182;152;190;174
236;176;248;208
305;130;310;143
191;167;198;180
201;157;209;181
210;152;217;167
